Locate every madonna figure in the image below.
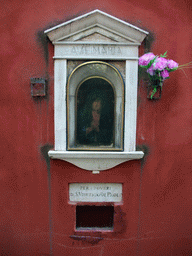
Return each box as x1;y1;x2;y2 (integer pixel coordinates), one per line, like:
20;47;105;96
77;89;114;146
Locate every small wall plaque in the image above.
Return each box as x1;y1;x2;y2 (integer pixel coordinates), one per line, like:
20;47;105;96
31;78;46;97
69;183;122;202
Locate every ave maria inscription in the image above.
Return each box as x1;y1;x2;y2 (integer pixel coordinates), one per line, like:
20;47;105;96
55;44;138;59
70;45;122;56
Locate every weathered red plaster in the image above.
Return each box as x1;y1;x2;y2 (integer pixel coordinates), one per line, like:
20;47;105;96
1;0;192;255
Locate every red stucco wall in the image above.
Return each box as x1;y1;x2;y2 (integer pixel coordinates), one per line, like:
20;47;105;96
1;0;192;255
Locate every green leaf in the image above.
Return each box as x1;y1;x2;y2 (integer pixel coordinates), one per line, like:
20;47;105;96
146;57;157;69
151;87;157;99
168;68;178;72
160;51;167;58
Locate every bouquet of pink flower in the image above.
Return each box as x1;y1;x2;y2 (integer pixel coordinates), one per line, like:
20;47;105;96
139;52;179;83
139;52;180;98
139;52;192;99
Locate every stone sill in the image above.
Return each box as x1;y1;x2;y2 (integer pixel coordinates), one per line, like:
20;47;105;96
48;150;144;172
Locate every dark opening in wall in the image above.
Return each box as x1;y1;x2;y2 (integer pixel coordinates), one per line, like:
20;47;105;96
76;205;114;230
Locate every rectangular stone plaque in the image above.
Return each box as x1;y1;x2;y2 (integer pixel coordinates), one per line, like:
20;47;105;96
54;44;138;60
69;183;122;202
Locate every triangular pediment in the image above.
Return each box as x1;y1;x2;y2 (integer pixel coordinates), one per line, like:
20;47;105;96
57;25;135;43
45;10;148;44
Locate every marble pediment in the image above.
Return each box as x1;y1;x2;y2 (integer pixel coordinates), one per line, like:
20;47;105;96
56;26;136;43
45;10;148;45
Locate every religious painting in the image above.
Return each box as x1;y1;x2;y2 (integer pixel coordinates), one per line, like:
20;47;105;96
76;78;114;147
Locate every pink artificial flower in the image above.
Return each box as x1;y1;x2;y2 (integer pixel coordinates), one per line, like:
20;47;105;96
153;57;168;71
161;69;169;79
147;65;154;76
167;59;179;69
139;52;156;66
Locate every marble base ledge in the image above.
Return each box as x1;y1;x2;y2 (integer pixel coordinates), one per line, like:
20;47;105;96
48;150;144;172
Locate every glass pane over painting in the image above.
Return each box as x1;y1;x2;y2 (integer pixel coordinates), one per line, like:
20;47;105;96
76;78;114;147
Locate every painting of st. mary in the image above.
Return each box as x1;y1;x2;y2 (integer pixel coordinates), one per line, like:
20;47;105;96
76;78;114;146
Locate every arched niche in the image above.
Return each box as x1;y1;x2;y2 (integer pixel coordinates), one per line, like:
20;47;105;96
76;78;115;147
67;61;124;151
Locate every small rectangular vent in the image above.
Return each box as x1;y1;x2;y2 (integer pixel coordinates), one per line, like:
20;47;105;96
76;205;114;230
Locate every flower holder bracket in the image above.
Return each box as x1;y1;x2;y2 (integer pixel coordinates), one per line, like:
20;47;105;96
147;84;162;100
